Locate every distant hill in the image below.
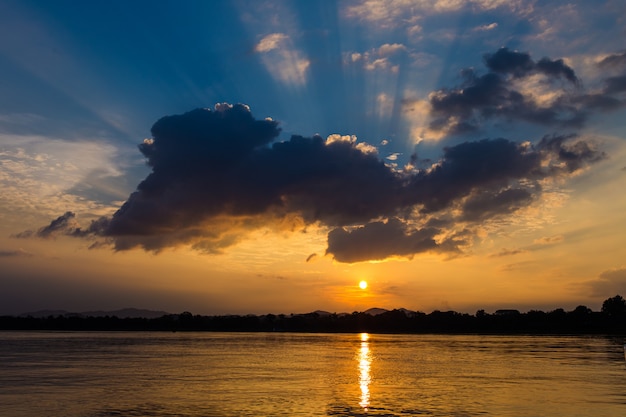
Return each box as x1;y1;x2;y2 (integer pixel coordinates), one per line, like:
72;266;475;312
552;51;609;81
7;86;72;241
20;308;170;319
312;310;333;316
363;307;389;316
363;307;417;316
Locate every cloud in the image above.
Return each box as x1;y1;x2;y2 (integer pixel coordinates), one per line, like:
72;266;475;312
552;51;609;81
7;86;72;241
326;218;463;263
0;133;124;222
490;248;527;257
254;33;309;87
21;57;609;263
597;51;626;70
484;48;578;84
533;235;564;245
13;211;79;239
536;134;606;173
254;33;288;53
343;0;524;28
424;48;626;137
0;248;33;257
474;22;498;31
588;267;626;297
460;187;534;222
346;43;436;78
345;43;409;73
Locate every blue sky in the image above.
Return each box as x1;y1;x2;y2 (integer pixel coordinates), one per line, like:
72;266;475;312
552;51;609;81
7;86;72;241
1;0;626;315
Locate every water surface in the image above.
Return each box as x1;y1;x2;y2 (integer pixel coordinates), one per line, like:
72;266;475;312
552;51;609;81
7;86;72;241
1;332;625;416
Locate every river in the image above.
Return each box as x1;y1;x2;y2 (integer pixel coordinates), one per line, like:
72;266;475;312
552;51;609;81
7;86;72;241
1;332;625;416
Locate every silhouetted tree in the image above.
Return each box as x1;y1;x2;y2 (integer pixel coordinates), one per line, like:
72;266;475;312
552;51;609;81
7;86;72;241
571;305;592;316
601;295;626;317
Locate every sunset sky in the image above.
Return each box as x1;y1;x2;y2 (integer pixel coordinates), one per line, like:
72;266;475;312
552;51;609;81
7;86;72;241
1;0;626;316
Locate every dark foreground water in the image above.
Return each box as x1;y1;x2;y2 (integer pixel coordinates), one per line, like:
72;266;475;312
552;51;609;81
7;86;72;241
1;332;625;416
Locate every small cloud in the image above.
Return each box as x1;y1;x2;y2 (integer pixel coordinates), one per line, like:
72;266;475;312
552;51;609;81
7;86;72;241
305;253;317;262
326;134;357;145
345;43;408;73
254;33;288;52
490;248;527;257
0;248;33;257
533;235;564;245
377;43;407;56
474;22;498;31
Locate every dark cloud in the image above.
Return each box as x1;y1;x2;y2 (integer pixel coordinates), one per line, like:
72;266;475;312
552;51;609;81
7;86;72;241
483;48;535;77
407;138;542;213
588;268;626;297
326;218;463;263
13;211;78;239
536;133;607;173
604;75;626;94
535;57;578;85
572;94;622;112
597;52;626;69
20;97;606;262
427;47;626;136
484;48;578;84
429;68;584;134
460;188;534;222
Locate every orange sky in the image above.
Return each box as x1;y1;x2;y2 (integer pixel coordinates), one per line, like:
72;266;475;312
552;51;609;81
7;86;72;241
1;0;626;315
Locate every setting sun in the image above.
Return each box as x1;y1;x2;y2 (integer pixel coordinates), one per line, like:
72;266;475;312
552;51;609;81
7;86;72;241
359;280;368;290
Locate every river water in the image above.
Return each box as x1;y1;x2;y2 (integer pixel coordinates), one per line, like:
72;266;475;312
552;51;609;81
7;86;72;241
1;332;625;416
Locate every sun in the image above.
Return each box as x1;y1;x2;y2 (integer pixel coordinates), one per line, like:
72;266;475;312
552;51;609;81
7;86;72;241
359;280;368;290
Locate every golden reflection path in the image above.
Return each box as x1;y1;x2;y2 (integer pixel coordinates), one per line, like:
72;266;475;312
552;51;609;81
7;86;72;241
358;332;371;410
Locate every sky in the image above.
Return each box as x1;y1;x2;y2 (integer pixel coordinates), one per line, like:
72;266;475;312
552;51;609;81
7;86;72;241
1;0;626;316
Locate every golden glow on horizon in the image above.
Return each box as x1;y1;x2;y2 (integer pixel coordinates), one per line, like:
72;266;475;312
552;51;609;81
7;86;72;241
359;280;368;290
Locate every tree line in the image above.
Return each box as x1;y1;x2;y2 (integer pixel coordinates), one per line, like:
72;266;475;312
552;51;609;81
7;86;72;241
1;295;625;334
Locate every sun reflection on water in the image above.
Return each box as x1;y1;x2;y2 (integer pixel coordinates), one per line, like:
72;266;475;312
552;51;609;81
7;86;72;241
358;332;371;410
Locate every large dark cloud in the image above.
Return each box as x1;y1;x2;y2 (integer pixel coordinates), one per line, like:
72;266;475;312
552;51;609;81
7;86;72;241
428;47;624;135
20;47;612;263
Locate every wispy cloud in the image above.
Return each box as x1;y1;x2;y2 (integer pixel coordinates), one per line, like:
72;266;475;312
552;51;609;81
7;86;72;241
254;33;309;87
343;0;529;28
490;248;527;257
533;235;564;245
0;248;33;257
0;133;124;224
474;22;498;31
